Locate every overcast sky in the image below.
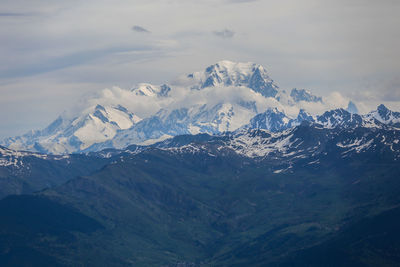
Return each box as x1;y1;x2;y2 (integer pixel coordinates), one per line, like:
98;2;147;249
1;0;399;138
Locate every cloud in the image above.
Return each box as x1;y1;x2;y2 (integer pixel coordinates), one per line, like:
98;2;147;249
0;45;159;79
84;84;351;125
0;12;31;17
367;79;400;102
213;29;235;39
345;77;400;105
227;0;259;3
132;25;150;33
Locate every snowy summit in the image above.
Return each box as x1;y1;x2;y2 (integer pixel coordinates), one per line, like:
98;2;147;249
1;60;392;155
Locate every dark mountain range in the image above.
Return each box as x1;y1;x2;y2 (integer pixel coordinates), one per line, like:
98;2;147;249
0;146;109;199
0;106;400;266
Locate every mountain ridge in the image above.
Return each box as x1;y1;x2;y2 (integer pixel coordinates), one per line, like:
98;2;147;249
2;61;398;154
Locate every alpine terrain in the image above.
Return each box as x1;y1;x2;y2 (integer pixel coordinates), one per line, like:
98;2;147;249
2;61;331;154
0;61;400;266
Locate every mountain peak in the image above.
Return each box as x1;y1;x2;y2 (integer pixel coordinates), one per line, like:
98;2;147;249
371;104;400;125
290;88;322;103
319;108;349;118
4;58;399;155
316;108;365;129
187;61;279;98
346;101;358;114
297;109;314;122
95;104;105;111
248;107;291;132
131;83;171;97
377;104;389;114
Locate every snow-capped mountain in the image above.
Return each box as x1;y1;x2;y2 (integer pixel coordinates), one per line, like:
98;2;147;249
86;104;390;154
132;83;171;97
0;61;304;154
85;102;257;151
158;120;400;164
315;109;363;129
103;105;400;163
364;104;400;127
247;108;292;132
183;60;280;98
2;60;397;154
246;105;398;133
2;104;140;154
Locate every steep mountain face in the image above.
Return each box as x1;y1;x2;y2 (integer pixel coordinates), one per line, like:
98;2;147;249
186;60;280;98
0;120;399;266
346;100;359;114
365;104;400;127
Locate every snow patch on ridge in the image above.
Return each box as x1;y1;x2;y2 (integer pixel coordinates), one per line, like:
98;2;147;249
227;129;295;158
0;146;69;168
